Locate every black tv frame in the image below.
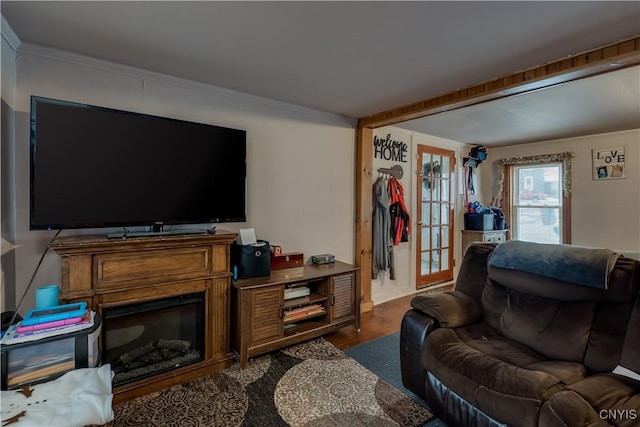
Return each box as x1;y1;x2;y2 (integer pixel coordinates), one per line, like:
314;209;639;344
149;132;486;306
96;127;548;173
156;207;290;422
30;96;247;236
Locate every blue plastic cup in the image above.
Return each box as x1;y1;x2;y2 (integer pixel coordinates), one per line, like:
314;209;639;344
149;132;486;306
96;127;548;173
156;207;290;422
35;284;60;308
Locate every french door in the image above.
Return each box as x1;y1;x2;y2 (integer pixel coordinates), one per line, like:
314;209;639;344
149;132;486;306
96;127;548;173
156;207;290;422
417;145;455;287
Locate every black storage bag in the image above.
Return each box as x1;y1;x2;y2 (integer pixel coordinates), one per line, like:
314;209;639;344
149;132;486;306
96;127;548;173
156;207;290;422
231;240;271;279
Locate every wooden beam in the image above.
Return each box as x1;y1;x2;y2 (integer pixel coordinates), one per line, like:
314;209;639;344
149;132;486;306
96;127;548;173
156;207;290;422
359;36;640;128
355;125;374;312
354;35;640;311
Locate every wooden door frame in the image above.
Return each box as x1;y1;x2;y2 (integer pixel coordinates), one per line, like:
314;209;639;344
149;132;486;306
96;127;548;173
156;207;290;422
416;144;456;287
355;36;639;312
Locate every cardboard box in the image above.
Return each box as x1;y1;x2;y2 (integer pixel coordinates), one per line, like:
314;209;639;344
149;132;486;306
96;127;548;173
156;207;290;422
270;252;304;270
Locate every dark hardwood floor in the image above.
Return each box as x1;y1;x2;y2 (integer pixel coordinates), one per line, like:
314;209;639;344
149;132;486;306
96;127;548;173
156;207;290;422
326;283;453;351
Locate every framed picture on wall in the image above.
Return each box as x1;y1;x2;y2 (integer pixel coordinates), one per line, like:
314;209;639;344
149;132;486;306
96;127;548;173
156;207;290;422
592;147;626;180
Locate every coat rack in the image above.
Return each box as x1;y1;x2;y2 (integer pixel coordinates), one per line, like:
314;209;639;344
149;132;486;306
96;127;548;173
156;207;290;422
378;164;404;179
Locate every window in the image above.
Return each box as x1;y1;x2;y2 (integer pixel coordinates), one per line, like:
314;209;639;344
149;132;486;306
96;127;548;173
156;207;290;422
497;152;573;244
512;163;562;243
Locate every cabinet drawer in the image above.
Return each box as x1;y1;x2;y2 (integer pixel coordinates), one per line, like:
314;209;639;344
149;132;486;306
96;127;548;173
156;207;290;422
483;233;506;243
96;247;211;288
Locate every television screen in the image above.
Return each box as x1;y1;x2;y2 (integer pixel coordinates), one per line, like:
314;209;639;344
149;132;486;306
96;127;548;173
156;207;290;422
30;96;247;231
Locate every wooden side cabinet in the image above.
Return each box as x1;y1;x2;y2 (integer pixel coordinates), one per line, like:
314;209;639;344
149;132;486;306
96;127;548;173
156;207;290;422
232;261;361;368
461;229;508;256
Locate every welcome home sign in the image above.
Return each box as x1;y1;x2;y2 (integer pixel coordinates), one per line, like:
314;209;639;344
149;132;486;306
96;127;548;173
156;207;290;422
374;133;408;163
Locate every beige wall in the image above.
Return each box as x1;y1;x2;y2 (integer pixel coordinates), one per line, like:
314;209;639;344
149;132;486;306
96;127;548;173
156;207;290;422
4;33;637;313
477;130;640;252
4;44;357;311
371;126;468;304
1;22;19;312
371;127;640;306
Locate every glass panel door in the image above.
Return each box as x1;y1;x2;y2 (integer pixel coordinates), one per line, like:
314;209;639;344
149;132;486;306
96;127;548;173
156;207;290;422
417;145;455;287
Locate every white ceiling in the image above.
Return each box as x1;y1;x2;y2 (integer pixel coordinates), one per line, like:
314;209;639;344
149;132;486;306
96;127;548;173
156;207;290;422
400;66;640;145
2;1;639;146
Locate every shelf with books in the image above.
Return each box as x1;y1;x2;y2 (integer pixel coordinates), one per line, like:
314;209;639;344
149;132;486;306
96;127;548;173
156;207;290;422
285;277;327;304
232;261;361;369
283;294;328;309
283;303;328;324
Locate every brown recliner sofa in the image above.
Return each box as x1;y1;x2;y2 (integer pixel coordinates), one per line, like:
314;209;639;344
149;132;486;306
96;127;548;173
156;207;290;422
400;241;640;427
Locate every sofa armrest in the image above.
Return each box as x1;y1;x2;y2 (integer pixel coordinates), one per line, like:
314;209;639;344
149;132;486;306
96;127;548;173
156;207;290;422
400;309;438;400
410;291;483;328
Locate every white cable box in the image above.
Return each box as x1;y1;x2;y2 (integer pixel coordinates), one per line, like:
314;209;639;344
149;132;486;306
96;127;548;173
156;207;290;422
284;286;310;300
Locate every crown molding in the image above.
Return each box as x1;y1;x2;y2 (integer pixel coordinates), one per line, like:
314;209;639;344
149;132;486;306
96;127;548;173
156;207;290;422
1;15;21;51
15;42;355;126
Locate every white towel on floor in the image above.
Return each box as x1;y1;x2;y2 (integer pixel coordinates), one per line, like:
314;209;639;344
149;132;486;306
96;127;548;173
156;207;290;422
1;364;113;426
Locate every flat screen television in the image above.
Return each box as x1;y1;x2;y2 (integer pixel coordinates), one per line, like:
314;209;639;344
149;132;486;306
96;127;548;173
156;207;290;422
30;96;247;234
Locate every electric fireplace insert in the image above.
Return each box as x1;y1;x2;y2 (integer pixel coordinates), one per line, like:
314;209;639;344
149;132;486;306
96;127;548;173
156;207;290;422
102;293;205;386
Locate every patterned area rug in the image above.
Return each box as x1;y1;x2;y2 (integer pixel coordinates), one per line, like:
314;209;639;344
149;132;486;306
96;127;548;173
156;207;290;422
113;338;433;426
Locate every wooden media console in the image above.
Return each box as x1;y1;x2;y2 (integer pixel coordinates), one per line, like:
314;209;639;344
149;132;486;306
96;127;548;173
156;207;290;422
231;261;361;369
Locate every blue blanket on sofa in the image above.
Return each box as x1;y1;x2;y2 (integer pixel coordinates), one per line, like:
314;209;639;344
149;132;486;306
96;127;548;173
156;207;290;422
489;240;619;289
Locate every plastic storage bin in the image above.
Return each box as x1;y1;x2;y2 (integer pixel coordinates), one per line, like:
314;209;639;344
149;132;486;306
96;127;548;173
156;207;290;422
464;213;494;231
1;313;101;390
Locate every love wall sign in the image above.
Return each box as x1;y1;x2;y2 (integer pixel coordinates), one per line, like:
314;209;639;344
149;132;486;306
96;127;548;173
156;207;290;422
592;147;626;180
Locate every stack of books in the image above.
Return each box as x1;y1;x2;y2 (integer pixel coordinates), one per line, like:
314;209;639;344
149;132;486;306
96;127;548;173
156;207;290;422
283;304;326;323
284;286;310;300
1;311;95;345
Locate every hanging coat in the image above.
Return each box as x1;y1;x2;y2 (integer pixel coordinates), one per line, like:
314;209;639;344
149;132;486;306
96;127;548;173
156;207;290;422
372;176;395;280
389;177;411;246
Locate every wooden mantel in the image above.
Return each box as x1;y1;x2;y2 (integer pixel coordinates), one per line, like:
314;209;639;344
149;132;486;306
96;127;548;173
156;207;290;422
355;36;640;312
51;231;237;403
